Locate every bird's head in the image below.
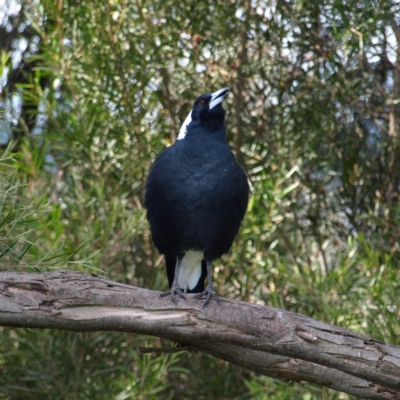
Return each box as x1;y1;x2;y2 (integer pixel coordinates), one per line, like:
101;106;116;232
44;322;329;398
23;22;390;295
177;87;230;140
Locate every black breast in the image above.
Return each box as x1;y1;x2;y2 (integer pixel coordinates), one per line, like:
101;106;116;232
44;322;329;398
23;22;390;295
145;133;249;260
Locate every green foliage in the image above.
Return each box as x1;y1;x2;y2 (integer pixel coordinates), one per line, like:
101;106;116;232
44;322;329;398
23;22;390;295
1;0;399;398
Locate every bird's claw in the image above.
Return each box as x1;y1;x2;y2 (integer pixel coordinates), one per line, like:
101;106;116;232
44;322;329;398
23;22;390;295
160;284;186;304
194;286;221;308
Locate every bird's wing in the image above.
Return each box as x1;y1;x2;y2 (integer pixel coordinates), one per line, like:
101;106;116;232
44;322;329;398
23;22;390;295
145;146;192;256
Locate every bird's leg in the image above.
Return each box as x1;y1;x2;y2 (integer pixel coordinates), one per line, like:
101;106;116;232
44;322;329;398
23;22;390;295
194;260;220;307
160;256;185;303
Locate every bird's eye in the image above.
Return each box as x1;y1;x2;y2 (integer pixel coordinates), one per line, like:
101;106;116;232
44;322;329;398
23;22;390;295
199;100;205;106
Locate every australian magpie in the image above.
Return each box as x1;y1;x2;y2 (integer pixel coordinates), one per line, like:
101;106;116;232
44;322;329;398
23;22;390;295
145;87;249;307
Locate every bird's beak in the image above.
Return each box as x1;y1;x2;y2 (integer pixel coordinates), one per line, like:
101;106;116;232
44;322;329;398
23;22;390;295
209;87;230;110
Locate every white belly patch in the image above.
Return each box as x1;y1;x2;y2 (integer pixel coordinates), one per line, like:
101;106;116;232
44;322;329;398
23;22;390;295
177;250;203;291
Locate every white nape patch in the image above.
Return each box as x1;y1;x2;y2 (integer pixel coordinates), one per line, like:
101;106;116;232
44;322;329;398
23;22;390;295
178;250;203;291
209;87;229;110
177;111;192;141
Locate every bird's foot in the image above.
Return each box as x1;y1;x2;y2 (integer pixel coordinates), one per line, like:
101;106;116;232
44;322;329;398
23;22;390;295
194;285;221;308
160;284;185;304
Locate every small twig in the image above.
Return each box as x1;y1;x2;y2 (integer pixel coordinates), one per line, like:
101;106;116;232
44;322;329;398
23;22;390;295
138;346;194;354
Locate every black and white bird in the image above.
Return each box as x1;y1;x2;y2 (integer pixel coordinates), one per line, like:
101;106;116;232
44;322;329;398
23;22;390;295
145;87;249;306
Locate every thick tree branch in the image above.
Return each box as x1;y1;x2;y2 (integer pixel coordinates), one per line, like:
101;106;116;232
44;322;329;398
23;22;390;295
0;271;399;399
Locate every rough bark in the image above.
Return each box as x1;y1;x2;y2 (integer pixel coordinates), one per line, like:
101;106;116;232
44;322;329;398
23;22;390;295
0;271;399;399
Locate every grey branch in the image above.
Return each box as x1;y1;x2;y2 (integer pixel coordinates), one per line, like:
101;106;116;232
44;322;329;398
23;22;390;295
0;271;399;400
